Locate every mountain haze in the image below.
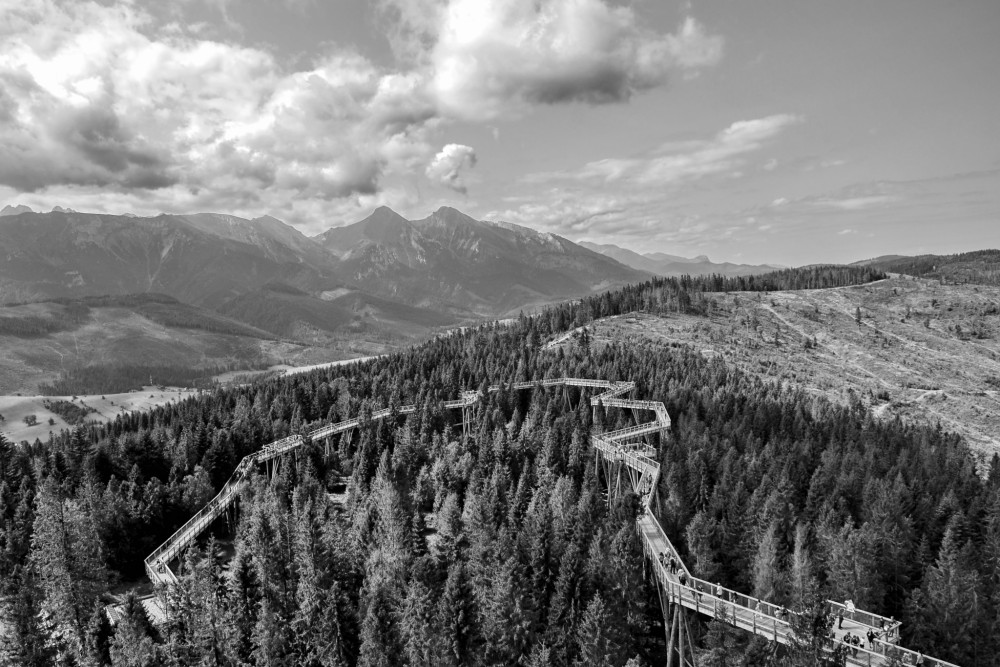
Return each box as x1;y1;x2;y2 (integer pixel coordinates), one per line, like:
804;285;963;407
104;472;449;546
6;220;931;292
580;241;778;277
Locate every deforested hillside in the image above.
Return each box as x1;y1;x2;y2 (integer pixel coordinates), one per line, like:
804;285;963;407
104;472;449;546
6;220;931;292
1;274;996;665
570;274;1000;458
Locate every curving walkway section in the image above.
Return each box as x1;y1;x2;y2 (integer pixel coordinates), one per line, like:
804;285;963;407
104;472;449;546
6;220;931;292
142;377;955;666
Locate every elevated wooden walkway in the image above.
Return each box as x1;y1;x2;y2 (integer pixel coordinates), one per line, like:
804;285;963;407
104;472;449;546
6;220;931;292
140;376;954;666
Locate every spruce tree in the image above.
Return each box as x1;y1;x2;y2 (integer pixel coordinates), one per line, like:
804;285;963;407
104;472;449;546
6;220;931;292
30;477;109;662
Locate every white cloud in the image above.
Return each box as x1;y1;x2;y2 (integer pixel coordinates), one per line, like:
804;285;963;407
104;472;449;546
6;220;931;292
530;114;801;186
815;195;896;211
426;143;477;193
0;0;726;222
384;0;724;120
0;0;443;212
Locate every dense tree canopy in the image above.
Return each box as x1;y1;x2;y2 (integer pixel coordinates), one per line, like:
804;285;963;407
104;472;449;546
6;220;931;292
2;268;995;666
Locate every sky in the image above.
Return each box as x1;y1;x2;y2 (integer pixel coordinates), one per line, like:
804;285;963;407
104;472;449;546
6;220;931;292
0;0;998;265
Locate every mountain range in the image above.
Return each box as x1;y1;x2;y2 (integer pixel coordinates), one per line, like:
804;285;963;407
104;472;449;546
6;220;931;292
316;207;643;314
579;241;781;277
0;205;652;388
0;206;645;317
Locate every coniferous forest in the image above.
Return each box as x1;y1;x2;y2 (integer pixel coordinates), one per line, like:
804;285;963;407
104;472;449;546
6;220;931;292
0;269;995;667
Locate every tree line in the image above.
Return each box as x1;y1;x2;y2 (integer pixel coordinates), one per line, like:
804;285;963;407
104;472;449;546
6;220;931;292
537;265;886;329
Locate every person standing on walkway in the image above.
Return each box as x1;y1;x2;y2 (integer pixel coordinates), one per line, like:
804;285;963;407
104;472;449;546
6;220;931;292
837;609;844;629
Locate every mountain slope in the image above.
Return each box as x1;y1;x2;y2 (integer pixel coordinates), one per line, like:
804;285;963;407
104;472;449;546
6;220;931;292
0;211;341;308
216;282;457;342
315;206;646;315
580;241;779;277
0;294;280;393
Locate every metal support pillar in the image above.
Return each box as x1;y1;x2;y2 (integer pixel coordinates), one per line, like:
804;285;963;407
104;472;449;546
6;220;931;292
664;583;697;667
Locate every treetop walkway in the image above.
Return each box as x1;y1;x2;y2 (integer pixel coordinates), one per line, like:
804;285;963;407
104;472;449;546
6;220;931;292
138;376;955;666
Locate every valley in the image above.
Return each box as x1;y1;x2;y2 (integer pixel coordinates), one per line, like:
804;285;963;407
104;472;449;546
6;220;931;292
0;206;646;393
0;295;388;394
566;275;1000;459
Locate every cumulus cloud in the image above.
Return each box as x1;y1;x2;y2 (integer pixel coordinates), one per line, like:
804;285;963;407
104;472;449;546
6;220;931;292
382;0;724;119
0;0;725;221
425;143;477;193
0;0;438;209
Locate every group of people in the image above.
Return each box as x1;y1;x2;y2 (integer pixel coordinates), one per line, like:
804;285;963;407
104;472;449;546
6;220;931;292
658;551;680;576
840;632;865;657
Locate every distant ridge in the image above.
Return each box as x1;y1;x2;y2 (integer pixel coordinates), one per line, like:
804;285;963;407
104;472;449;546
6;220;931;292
580;240;779;277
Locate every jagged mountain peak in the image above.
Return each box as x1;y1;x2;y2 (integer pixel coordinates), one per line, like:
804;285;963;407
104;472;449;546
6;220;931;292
364;206;413;231
314;205;645;316
314;206;417;259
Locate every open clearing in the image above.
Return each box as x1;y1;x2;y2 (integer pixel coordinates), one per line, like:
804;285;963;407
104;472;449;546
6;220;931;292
0;357;379;443
567;276;1000;461
0;386;200;443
